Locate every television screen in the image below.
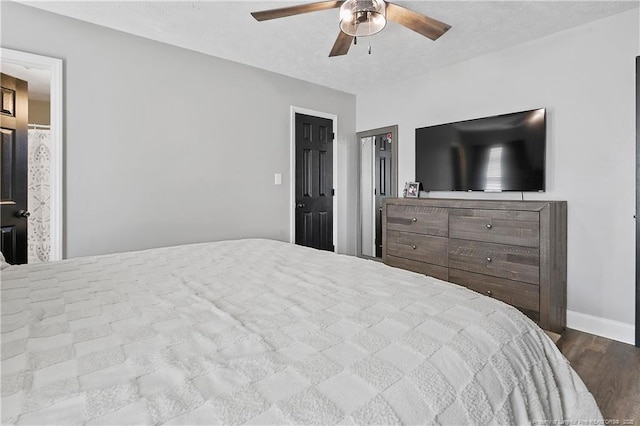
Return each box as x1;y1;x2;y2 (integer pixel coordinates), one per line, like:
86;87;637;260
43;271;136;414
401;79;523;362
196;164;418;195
415;108;546;192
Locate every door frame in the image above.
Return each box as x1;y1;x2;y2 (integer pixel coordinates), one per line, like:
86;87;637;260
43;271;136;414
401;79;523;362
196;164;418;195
1;48;64;261
290;106;338;252
356;125;398;259
634;56;640;348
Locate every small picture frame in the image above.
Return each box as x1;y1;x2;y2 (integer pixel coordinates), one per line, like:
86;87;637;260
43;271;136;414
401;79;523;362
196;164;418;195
405;182;420;198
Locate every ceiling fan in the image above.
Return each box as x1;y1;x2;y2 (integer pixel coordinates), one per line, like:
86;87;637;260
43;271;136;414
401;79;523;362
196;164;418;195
251;0;451;57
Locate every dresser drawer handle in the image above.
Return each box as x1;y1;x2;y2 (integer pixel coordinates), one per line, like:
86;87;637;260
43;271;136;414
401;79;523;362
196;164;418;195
412;217;417;222
486;223;492;229
411;245;417;250
486;290;492;296
486;257;492;263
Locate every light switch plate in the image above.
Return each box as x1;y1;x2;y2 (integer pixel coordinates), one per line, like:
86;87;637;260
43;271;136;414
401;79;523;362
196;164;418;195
274;173;282;185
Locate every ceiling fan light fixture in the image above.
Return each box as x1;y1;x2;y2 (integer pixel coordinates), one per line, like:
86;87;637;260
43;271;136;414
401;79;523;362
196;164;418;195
339;0;386;37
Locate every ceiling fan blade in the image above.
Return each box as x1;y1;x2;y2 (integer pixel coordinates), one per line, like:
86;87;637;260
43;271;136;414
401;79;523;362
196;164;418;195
385;2;451;41
329;31;354;57
251;1;344;21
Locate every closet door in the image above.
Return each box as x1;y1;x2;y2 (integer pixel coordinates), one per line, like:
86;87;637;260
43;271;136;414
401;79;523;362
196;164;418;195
294;113;334;251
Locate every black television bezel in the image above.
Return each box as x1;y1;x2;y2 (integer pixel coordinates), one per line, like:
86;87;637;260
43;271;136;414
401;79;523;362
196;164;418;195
414;108;547;193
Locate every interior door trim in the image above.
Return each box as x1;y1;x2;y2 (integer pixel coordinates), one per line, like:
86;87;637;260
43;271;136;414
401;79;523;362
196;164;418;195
356;125;398;259
635;56;640;348
1;48;64;261
290;106;338;253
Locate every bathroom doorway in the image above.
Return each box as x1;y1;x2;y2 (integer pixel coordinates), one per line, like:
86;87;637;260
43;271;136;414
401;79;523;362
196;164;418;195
1;48;63;262
357;125;398;259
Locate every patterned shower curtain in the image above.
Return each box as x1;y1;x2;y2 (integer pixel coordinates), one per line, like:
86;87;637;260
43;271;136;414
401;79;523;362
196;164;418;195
27;127;51;263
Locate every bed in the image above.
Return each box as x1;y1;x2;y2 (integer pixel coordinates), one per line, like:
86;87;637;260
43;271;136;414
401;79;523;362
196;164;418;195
1;238;601;424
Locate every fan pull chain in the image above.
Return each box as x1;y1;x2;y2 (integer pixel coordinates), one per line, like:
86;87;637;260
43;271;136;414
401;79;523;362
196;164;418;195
354;36;357;45
368;44;372;54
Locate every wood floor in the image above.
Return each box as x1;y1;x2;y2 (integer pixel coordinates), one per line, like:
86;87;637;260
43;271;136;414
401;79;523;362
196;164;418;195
558;328;640;422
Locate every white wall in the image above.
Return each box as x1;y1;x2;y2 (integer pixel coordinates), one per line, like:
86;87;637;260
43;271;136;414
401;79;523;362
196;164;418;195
1;2;357;257
358;9;639;341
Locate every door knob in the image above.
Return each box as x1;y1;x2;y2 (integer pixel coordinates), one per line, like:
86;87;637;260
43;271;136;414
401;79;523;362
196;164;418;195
16;210;30;219
296;203;305;209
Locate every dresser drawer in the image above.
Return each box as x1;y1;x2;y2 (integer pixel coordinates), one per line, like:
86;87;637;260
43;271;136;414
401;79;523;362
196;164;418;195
386;255;449;281
383;198;566;333
448;239;539;284
449;269;540;313
449;208;539;247
386;204;448;237
386;230;448;266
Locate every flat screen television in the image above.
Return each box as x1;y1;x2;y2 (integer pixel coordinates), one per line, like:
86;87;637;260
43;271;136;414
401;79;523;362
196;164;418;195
415;108;546;192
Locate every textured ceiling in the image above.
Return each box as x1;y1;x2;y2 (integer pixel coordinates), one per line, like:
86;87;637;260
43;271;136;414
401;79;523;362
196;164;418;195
15;1;640;95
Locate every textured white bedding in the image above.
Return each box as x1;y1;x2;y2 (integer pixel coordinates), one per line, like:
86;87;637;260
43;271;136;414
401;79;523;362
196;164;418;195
1;238;600;425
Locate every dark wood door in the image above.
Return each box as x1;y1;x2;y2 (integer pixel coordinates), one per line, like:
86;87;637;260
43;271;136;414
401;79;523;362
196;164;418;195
375;133;392;257
1;73;29;265
295;113;334;251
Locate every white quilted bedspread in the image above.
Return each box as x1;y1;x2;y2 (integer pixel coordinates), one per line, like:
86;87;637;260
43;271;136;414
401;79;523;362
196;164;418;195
1;239;600;425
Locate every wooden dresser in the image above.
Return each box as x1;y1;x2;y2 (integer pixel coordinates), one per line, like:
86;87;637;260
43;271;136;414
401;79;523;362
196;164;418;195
382;198;567;333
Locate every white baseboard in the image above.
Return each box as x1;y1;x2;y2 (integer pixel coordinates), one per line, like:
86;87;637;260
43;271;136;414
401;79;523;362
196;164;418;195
567;310;635;345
